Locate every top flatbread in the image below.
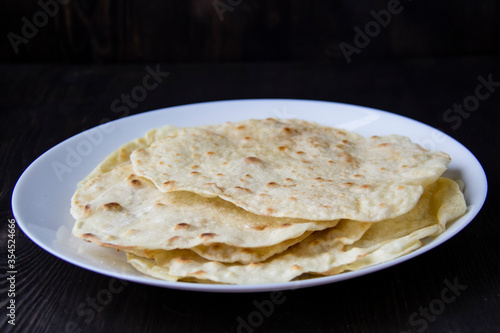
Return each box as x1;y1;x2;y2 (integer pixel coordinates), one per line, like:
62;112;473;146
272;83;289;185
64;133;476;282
71;125;339;256
130;118;451;221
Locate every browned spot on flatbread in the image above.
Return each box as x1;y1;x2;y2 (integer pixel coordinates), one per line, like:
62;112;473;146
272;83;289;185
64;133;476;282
200;233;216;240
343;155;354;163
175;223;190;230
168;236;180;242
234;186;251;192
80;233;136;250
125;229;138;236
163;181;176;188
102;202;122;211
129;179;141;186
252;225;268;231
244;156;261;164
176;257;191;264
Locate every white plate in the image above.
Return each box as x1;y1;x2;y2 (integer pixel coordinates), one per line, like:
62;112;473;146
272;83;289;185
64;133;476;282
12;99;488;293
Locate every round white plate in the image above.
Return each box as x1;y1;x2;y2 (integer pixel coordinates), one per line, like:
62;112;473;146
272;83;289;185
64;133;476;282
11;99;488;293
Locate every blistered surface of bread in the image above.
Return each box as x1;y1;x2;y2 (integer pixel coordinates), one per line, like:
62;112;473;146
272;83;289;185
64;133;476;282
130;119;451;221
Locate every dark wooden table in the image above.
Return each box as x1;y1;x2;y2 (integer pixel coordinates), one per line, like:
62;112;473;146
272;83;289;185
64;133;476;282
1;57;499;333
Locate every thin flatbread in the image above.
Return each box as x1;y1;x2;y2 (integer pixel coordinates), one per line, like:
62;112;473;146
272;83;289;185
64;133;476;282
130;118;451;221
72;164;340;252
124;178;466;284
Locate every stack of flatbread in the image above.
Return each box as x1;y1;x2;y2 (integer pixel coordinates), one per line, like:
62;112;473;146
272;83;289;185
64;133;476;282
71;118;466;284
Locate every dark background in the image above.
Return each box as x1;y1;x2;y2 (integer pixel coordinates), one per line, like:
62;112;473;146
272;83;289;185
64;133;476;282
1;1;500;333
2;0;500;63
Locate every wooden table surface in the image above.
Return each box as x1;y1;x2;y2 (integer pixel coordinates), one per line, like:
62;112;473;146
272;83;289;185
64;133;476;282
1;57;499;333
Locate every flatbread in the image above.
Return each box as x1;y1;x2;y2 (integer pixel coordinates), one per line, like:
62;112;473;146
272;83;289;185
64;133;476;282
123;178;466;284
128;231;314;264
72;164;339;253
70;119;466;285
130;118;451;221
75;125;178;190
326;177;467;274
125;220;371;284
